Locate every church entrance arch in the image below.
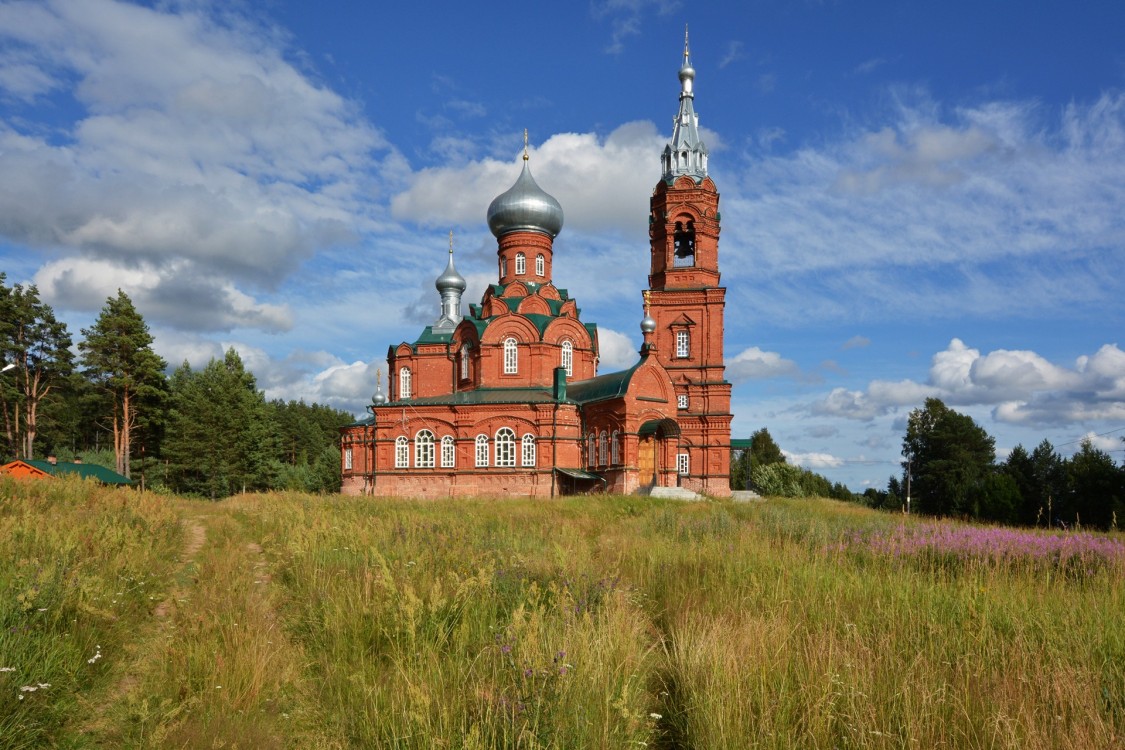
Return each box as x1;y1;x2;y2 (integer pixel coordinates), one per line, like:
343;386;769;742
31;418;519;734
638;418;680;489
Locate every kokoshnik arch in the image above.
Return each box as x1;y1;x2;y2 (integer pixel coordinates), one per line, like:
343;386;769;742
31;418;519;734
341;34;733;498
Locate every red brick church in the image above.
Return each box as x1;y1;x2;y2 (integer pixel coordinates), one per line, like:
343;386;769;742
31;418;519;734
341;36;732;497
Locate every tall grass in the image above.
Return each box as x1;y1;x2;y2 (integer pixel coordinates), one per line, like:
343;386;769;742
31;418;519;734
3;483;1122;748
0;476;180;749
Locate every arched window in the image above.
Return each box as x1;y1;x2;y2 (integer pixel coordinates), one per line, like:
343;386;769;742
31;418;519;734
611;430;620;465
515;252;526;275
675;330;690;358
441;435;455;468
560;339;573;377
521;433;536;467
587;433;596;469
461;343;472;381
535;254;545;276
500;256;507;277
395;436;409;468
495;427;516;467
344;447;353;471
415;430;434;468
399;367;412;399
503;337;518;374
598;430;608;466
475;434;489;467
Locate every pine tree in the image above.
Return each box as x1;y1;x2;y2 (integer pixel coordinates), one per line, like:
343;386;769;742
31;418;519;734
163;349;278;499
902;398;996;518
79;290;168;478
749;427;786;467
0;275;73;460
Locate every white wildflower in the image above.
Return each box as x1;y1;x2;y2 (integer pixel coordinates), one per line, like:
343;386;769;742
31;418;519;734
649;712;662;720
0;667;15;672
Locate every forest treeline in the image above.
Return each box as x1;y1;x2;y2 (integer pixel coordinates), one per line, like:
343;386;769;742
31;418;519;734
726;405;1123;531
3;276;1122;518
0;278;353;497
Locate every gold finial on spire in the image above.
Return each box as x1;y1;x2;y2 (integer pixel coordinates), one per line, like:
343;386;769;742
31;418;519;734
523;128;529;161
643;289;651;312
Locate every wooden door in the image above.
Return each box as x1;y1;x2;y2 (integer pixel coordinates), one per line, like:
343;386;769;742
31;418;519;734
638;436;656;487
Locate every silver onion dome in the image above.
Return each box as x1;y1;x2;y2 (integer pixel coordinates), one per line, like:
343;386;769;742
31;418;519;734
372;371;387;405
641;313;657;334
435;248;466;294
487;159;564;239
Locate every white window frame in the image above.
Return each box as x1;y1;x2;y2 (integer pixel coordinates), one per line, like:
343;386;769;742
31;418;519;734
515;252;526;275
399;366;412;399
441;435;455;468
461;343;472;381
503;337;518;375
395;436;409;468
675;330;689;358
610;431;619;465
677;453;690;476
344;447;353;471
561;339;573;377
535;254;545;276
475;434;489;467
500;256;507;277
598;430;608;467
678;394;688;410
495;427;516;467
415;430;435;468
521;434;536;467
587;433;596;469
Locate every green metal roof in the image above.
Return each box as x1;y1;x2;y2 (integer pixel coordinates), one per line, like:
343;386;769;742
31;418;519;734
413;326;453;346
566;360;642;405
24;460;133;485
376;386;561;408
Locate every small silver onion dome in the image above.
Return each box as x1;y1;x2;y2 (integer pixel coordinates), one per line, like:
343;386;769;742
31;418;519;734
641;314;657;334
487;159;564;239
435;249;466;294
372;374;387;405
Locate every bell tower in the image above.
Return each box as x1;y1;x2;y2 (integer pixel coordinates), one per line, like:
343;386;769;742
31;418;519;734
646;28;732;496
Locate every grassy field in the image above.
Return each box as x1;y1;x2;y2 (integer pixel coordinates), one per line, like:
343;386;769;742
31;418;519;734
2;477;1123;749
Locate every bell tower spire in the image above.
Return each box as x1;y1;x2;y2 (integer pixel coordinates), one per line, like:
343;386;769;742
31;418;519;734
646;30;732;497
661;24;709;182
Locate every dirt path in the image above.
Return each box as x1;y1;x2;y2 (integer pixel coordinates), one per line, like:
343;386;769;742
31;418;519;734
151;516;207;619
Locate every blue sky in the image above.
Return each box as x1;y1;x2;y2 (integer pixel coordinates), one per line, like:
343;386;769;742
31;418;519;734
1;0;1123;490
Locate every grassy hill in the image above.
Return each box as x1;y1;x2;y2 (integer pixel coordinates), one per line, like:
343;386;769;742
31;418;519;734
2;478;1122;748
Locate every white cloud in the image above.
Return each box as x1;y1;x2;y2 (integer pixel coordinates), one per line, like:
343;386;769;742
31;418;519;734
841;335;870;350
0;0;390;330
726;346;799;381
722;90;1125;325
36;257;293;333
718;41;744;69
590;0;680;55
783;450;844;469
812;338;1125;427
391;122;666;237
597;327;640;372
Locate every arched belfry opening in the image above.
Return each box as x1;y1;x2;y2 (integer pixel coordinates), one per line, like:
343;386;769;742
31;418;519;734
673;219;695;267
